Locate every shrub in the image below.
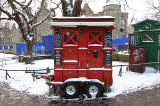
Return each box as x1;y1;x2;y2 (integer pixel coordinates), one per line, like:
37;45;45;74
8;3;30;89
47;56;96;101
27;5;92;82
112;54;129;62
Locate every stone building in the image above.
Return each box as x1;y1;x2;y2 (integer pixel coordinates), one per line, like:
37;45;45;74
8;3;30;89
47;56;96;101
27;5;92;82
102;4;128;38
34;2;52;42
82;3;94;16
82;1;128;39
0;21;25;45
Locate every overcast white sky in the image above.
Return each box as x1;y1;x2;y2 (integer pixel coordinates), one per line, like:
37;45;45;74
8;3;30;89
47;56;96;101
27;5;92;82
0;0;154;25
87;0;150;24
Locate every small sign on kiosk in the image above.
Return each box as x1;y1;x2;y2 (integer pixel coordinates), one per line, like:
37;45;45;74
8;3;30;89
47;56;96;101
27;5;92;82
129;46;145;73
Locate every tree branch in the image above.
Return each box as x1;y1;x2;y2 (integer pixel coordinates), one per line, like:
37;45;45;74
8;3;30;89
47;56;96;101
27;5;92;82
33;0;45;20
0;17;9;20
12;0;24;7
8;0;17;11
32;2;61;28
24;0;33;9
147;1;160;11
124;0;136;11
0;6;14;19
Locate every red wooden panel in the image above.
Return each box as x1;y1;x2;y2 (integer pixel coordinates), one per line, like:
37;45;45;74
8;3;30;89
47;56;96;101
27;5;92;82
78;30;88;47
104;65;112;69
78;50;87;68
87;70;104;82
87;50;103;68
79;70;88;77
62;50;78;61
103;70;112;87
63;64;78;69
54;65;63;69
63;70;79;81
129;46;145;73
54;70;63;82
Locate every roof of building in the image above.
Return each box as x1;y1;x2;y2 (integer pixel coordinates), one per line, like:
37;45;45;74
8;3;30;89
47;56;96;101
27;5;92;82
50;16;115;27
52;16;115;19
133;19;160;26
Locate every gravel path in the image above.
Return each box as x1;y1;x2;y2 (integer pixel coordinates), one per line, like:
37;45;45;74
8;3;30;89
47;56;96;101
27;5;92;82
0;82;49;106
0;82;160;106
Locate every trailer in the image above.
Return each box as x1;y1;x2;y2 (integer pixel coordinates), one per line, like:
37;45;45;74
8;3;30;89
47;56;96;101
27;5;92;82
46;16;115;99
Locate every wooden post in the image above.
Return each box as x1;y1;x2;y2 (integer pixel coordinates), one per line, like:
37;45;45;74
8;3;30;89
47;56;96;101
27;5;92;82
6;70;11;80
5;70;7;80
118;65;122;77
33;71;35;81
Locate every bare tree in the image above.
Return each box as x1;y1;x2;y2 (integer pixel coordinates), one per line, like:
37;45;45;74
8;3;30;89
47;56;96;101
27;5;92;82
0;0;60;62
146;0;160;19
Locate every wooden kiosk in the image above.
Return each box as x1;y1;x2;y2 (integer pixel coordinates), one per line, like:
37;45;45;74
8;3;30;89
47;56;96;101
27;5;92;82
49;16;115;98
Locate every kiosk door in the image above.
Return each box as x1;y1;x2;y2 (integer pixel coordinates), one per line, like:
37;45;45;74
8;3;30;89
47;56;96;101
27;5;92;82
87;30;104;68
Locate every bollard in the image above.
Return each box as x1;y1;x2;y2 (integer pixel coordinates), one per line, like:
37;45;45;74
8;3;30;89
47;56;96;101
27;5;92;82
118;65;122;77
46;67;50;73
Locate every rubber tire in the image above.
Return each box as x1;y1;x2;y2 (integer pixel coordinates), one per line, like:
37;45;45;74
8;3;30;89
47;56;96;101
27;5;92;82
85;83;104;98
62;83;79;99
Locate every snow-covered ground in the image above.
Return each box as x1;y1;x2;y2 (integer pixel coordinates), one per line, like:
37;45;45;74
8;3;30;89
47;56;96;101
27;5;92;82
0;53;54;95
106;61;160;98
0;53;160;98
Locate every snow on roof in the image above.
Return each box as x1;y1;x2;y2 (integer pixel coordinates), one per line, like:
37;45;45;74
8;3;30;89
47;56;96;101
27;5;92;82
133;19;160;26
50;22;114;27
53;16;115;19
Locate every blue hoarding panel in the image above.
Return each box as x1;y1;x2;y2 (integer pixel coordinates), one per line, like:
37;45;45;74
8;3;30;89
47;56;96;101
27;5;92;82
42;35;54;56
33;43;45;55
4;45;8;49
16;35;54;56
10;45;13;50
112;38;128;45
0;46;3;49
16;43;27;55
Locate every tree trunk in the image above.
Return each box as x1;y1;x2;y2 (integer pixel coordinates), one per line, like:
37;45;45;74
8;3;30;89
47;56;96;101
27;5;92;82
61;0;82;17
73;0;82;16
25;40;34;63
27;40;34;56
61;0;71;16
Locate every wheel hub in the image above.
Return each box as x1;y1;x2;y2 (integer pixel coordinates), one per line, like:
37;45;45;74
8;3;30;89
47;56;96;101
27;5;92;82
66;85;76;95
89;86;98;96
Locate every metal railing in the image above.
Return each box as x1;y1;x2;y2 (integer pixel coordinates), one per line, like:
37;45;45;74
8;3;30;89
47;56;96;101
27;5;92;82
0;68;54;81
113;62;160;77
1;55;160;81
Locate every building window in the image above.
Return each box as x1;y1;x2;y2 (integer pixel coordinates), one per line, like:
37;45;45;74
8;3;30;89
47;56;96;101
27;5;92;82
142;33;154;43
88;31;103;45
63;31;78;45
158;34;160;45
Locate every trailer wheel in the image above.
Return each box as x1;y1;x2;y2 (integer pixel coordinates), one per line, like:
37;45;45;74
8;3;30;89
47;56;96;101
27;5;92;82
63;83;79;99
85;83;104;98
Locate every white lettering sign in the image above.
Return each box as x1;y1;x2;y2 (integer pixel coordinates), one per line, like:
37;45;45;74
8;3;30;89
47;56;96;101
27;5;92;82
133;48;144;62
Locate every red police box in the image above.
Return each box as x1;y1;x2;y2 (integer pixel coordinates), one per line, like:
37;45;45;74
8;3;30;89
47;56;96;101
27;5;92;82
129;46;145;73
51;16;114;87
